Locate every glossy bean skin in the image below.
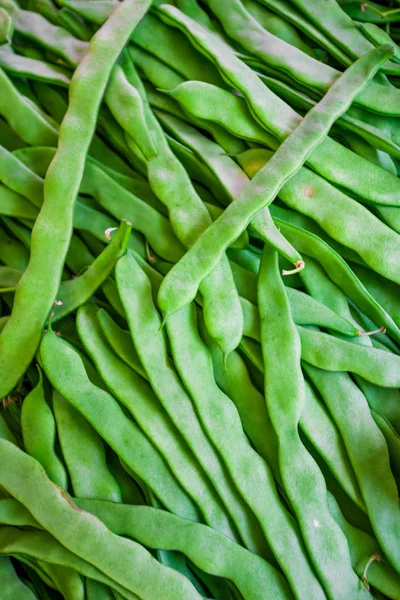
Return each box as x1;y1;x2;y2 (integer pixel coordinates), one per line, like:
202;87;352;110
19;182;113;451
40;330;201;522
157;43;392;318
116;253;270;556
258;247;365;599
0;0;152;398
204;0;400;100
53;390;122;502
21;370;68;489
77;304;240;543
304;364;400;574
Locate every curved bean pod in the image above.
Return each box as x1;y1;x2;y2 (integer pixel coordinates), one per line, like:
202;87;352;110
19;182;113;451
77;304;240;543
53;389;122;502
157;43;392;318
0;0;152;398
125;68;243;355
272;219;400;344
304;364;400;574
157;110;302;266
78;498;294;600
116;252;272;557
258;247;365;599
0;556;37;599
300;326;400;387
40;330;201;522
163;302;329;597
21;369;68;489
0;442;205;599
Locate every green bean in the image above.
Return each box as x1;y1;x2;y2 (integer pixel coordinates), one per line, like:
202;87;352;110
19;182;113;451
0;226;29;270
350;262;400;328
0;413;18;446
0;556;37;599
86;579;115;600
77;498;294;600
157;43;392;319
299;326;400;387
21;370;68;489
258;247;366;598
106;450;145;506
77;304;241;543
242;0;316;57
116;254;271;556
0;184;37;220
304;364;400;574
0;68;58;145
238;147;400;284
40;563;86;600
96;309;145;376
291;0;398;70
105;54;158;161
50;219;131;323
0;524;145;600
158;7;400;206
118;250;330;597
0;440;205;599
164;80;278;149
40;330;200;521
157;110;302;266
205;0;400;96
0;46;71;87
125;69;243;355
270;218;400;344
0;117;27;152
53;390;122;502
0;0;152;399
129;43;186;89
198;320;280;477
328;493;400;599
256;0;351;65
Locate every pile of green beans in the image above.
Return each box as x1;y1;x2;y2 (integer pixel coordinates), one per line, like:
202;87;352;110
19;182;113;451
0;0;400;598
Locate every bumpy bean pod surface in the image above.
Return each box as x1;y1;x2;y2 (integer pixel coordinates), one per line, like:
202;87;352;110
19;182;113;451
0;1;399;599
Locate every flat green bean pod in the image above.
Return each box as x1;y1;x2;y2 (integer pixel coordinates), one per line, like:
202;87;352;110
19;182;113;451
0;0;153;398
157;110;302;266
0;68;58;146
77;498;294;600
299;326;400;387
157;43;392;318
157;11;400;207
21;370;68;489
258;247;365;599
77;304;240;543
0;46;71;86
0;441;206;599
53;390;122;502
125;68;244;355
40;330;201;522
304;365;400;574
271;218;400;344
0;525;148;600
0;556;37;599
116;252;269;556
